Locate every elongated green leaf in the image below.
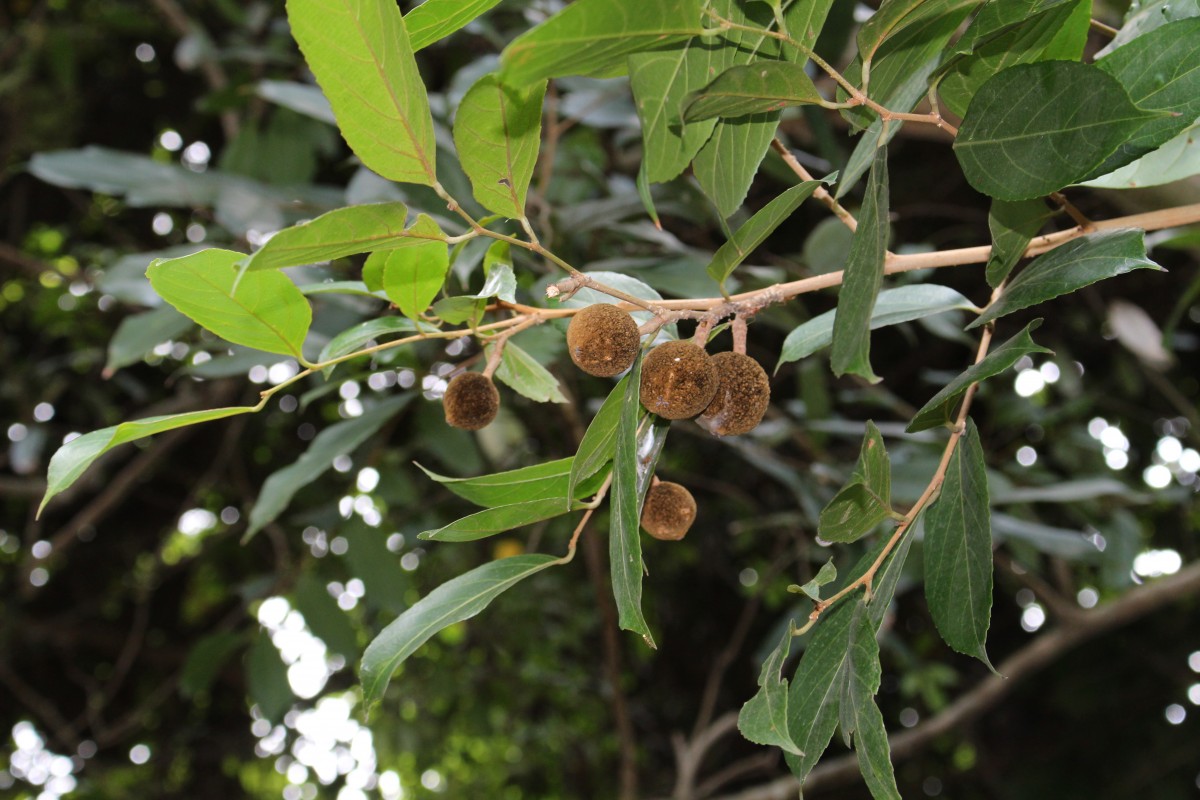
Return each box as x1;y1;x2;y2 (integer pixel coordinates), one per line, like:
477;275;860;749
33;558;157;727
569;376;629;500
499;0;704;86
970;229;1162;329
784;533;914;784
985;198;1054;288
246;395;411;539
938;0;1084;119
1092;18;1200;175
694;114;781;219
453;73;545;218
831;146;889;381
782;0;835;51
490;342;568;404
317;317;427;376
40;404;257;515
360;554;560;716
299;281;386;299
419;498;575;542
685;62;823;121
242;203;447;271
819;421;892;543
381;215;450;320
992;513;1102;560
286;0;437;185
28;147;220;207
950;0;1074;57
992;477;1147;505
629;39;721;184
777;285;975;371
839;601;902;800
104;306;194;377
256;79;336;125
925;419;994;667
738;627;803;756
706;181;819;285
293;573;359;659
417;458;575;507
1083;121;1200;190
147;249;311;359
610;353;655;646
857;0;935;62
406;0;504;50
907;320;1052;432
954;61;1161;200
247;632;295;722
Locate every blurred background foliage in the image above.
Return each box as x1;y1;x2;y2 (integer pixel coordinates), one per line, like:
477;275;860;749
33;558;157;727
2;1;1200;798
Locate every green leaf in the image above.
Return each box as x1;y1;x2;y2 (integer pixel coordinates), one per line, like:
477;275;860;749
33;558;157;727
180;632;244;699
1098;0;1200;57
970;229;1162;329
453;73;546;218
1092;18;1200;175
298;280;386;299
985;198;1054;288
938;0;1085;119
256;79;336;125
1082;121;1200;190
629;40;721;184
819;421;893;543
684;61;823;121
28;146;219;207
953;61;1161;200
793;558;838;601
286;0;437;185
694;112;781;218
40;404;257;515
103;306;194;377
245;395;411;539
830;146;889;381
784;533;914;784
317;317;427;376
418;498;576;542
857;0;941;62
293;573;359;659
406;0;504;50
489;342;568;404
991;513;1102;560
569;376;629;500
380;215;450;319
610;353;655;646
838;601;902;800
706;181;820;285
949;0;1074;58
360;554;560;716
242;202;447;271
738;627;804;756
782;0;836;51
341;523;409;612
777;285;976;370
475;241;517;302
147;249;311;359
907;320;1052;432
417;458;575;507
247;631;294;723
924;419;994;668
498;0;704;86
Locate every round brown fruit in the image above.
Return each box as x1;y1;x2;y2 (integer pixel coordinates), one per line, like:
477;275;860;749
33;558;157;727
698;352;771;436
640;481;697;541
567;304;640;377
638;340;718;419
443;372;500;430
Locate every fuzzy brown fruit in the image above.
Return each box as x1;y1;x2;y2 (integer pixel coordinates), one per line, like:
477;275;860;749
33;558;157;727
640;481;697;541
638;340;718;419
698;352;771;436
442;372;500;430
567;304;640;377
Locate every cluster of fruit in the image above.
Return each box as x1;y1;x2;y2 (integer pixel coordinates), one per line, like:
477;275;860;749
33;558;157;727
441;303;772;541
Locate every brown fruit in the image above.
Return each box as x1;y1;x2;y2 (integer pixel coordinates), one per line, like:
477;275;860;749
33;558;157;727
638;340;718;419
567;304;640;377
640;481;697;541
442;372;499;430
698;352;771;436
